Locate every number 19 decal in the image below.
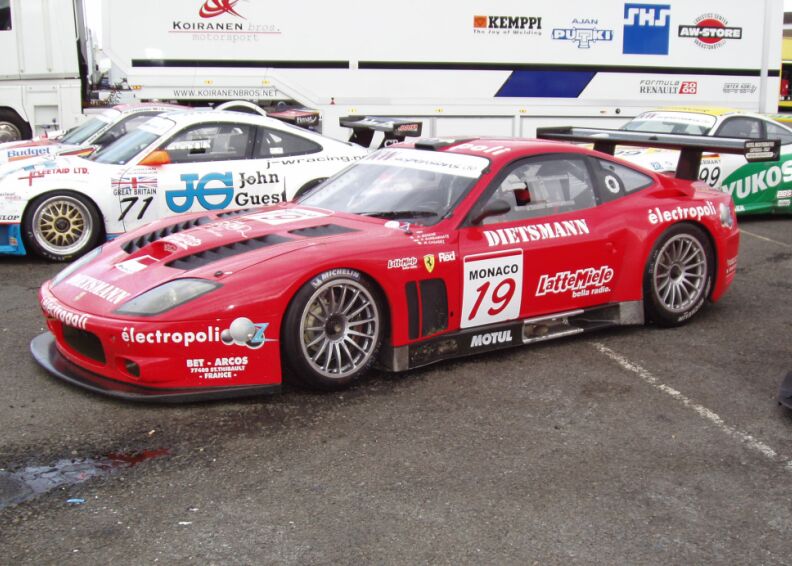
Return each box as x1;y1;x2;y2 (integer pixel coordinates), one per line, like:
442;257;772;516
461;249;523;328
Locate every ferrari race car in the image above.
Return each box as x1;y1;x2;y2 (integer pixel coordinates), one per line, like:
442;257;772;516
616;107;792;215
0;103;183;166
0;109;369;260
31;128;774;401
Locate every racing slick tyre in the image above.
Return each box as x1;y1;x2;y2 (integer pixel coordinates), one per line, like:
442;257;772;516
0;109;31;142
643;223;714;327
282;270;384;390
23;191;103;262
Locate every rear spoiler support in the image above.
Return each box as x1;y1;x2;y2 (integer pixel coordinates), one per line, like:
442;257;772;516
536;126;781;181
339;116;423;149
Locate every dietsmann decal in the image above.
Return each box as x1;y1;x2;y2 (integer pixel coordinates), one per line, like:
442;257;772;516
483;219;589;247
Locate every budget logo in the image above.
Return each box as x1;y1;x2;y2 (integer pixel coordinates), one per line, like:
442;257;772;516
623;3;671;55
166;172;234;213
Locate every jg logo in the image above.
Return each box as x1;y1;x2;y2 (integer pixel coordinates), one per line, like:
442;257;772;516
166;172;234;213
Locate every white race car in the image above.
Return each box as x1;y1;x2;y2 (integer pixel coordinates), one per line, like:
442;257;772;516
616;107;792;215
0;103;183;166
0;109;368;260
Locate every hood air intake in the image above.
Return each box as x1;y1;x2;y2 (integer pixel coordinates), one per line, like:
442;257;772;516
288;224;358;238
166;234;292;270
123;216;211;254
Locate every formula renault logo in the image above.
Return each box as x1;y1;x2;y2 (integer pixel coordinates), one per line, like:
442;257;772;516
166;172;234;213
678;14;742;50
199;0;244;19
552;19;613;48
623;3;671;55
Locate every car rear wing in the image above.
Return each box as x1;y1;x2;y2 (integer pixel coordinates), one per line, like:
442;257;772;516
339;116;423;149
536;126;781;181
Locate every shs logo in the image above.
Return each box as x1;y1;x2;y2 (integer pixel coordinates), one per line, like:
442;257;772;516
623;3;671;55
166;172;234;213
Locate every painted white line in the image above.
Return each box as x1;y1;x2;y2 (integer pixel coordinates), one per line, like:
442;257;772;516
741;229;792;249
593;342;790;470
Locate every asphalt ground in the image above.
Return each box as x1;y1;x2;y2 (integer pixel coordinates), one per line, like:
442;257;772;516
0;216;791;565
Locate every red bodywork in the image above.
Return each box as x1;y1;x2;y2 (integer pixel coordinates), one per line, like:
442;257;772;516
33;138;739;400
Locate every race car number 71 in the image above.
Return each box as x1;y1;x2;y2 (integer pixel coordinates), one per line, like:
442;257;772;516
461;249;523;328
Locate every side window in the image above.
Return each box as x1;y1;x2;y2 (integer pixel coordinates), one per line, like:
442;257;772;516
765;121;792;146
94;112;161;147
715;117;764;139
481;155;597;225
254;127;322;158
162;123;253;163
591;158;653;202
0;0;10;31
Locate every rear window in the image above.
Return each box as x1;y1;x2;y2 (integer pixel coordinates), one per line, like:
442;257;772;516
593;158;653;201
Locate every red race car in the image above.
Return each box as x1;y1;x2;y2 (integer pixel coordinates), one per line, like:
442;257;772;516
30;129;776;401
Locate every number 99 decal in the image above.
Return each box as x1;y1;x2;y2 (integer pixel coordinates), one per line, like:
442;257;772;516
461;249;523;328
698;165;721;187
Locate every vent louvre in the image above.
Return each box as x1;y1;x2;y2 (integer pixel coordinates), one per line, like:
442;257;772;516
166;234;292;270
216;208;252;218
288;224;358;238
122;216;211;254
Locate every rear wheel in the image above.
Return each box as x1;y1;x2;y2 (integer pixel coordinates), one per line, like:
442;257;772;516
23;192;102;261
643;223;713;327
282;270;383;390
0;109;31;142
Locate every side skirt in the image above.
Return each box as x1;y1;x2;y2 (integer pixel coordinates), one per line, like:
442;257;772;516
379;301;644;372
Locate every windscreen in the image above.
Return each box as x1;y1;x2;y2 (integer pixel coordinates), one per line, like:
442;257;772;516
60;109;121;145
299;148;488;225
621;111;717;136
90;117;174;165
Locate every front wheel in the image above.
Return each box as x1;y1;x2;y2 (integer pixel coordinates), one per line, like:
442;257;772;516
643;223;714;327
23;192;102;261
282;270;383;390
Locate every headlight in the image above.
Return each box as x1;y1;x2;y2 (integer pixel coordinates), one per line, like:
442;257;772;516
51;246;103;286
719;202;734;229
115;278;220;316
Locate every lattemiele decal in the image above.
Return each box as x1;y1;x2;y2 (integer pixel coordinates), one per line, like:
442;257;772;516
552;19;613;49
483;219;589;247
388;257;418;270
678;14;742;50
170;0;281;41
647;202;717;225
66;274;131;305
473;15;543;36
639;79;697;95
41;297;90;330
536;266;614;298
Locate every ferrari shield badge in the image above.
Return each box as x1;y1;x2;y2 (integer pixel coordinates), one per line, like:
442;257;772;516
423;254;435;273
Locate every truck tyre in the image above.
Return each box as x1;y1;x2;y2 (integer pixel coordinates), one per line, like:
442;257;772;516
23;191;103;262
0;109;32;142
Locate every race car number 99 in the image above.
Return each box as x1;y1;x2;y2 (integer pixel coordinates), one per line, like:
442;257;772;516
461;249;523;328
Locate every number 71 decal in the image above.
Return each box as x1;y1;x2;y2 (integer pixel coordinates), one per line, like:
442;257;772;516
461;249;523;328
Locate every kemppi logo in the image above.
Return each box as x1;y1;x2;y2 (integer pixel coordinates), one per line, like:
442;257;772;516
199;0;244;19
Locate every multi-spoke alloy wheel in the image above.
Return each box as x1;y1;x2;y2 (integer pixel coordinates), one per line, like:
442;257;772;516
644;224;713;327
284;272;383;390
652;234;707;313
24;192;101;261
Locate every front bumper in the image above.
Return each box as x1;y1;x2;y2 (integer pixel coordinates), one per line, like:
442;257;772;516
31;332;280;403
778;371;792;410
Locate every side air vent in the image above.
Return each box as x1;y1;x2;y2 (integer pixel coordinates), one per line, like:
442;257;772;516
216;208;251;218
288;224;358;238
166;234;292;270
404;278;449;340
122;216;211;254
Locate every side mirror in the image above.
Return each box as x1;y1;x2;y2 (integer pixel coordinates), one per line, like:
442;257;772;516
471;198;511;225
139;150;172;167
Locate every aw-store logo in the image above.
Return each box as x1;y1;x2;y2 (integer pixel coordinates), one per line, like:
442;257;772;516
623;3;671;55
199;0;244;19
